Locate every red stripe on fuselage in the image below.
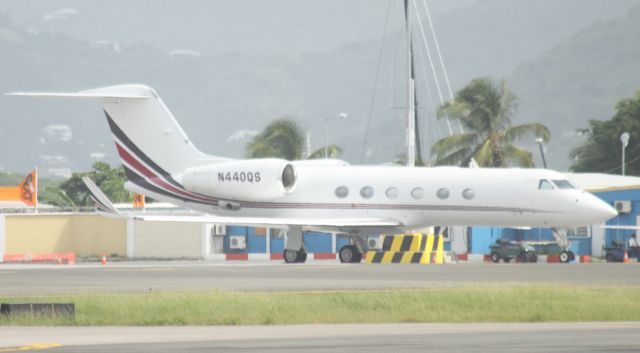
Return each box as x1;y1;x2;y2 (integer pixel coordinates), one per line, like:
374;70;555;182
115;143;214;203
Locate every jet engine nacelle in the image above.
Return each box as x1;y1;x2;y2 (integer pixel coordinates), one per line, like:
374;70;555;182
182;158;296;200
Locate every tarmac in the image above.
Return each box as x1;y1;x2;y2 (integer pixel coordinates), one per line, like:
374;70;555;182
1;261;639;352
1;323;639;353
0;260;638;295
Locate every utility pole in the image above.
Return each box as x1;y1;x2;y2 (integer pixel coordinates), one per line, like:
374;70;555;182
621;132;630;175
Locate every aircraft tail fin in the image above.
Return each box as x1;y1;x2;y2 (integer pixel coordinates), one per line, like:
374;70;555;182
9;85;228;201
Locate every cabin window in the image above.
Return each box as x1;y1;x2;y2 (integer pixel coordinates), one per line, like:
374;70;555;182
436;188;450;200
411;187;424;199
335;186;349;198
385;187;399;199
538;180;554;190
360;186;375;199
552;179;575;189
462;188;475;200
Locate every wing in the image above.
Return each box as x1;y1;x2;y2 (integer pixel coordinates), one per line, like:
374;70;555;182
82;173;402;234
601;225;640;230
134;214;402;234
81;176;122;217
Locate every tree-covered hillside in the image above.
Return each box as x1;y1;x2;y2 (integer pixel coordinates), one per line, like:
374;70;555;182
1;2;639;175
510;6;640;169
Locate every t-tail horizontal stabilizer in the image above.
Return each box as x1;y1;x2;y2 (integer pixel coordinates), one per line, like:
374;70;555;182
81;177;122;217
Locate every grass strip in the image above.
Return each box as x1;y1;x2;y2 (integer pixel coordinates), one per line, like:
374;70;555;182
1;285;639;326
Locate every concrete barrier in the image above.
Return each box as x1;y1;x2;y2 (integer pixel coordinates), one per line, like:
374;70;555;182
2;252;76;265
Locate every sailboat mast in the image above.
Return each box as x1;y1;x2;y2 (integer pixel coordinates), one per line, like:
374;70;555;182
404;0;416;167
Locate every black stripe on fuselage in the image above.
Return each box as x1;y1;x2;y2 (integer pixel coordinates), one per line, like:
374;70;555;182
123;166;213;206
104;111;184;189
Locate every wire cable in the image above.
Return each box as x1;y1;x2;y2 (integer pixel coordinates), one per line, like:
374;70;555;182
361;0;394;164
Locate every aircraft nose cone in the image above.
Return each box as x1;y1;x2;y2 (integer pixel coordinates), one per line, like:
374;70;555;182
602;203;619;220
592;199;618;222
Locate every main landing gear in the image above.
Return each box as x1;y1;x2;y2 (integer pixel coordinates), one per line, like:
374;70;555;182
283;227;307;263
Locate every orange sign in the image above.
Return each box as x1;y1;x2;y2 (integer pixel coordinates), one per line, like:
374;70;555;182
0;169;37;206
133;193;145;208
20;170;37;206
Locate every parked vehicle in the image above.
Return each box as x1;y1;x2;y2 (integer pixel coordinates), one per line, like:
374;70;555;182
529;242;575;263
490;239;538;263
604;240;627;263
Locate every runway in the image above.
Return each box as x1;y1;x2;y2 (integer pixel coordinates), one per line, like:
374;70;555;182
1;323;638;353
0;261;638;295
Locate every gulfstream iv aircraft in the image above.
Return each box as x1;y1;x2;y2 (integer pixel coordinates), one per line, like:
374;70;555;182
10;85;618;263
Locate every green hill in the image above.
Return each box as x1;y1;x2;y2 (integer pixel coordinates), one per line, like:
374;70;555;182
509;6;640;169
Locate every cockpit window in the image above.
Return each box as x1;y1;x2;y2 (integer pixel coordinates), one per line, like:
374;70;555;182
538;180;554;190
552;179;575;189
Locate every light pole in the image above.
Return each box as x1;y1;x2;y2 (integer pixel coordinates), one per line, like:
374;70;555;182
324;112;347;159
536;138;547;169
621;132;630;175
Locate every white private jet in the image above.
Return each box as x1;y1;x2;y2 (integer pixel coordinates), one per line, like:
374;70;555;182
9;85;618;263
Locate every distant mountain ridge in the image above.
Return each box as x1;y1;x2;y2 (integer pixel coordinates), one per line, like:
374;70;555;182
0;1;638;175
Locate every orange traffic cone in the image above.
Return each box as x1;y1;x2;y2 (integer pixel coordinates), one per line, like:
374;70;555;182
623;251;630;264
101;255;107;266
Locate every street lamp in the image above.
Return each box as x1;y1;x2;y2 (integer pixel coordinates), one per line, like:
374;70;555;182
324;112;347;159
621;132;630;175
536;138;547;169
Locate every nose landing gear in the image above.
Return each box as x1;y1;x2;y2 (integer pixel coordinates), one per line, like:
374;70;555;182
338;245;362;263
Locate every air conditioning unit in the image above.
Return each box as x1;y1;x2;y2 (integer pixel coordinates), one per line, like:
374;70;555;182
367;237;382;250
229;235;246;249
213;224;226;236
614;200;631;214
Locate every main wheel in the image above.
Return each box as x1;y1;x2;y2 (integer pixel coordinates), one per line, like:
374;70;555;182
559;250;570;263
605;254;615;263
284;249;299;263
339;245;361;263
491;252;500;263
296;248;308;263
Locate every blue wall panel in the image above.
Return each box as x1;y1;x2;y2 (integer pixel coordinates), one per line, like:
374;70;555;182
304;232;333;253
247;227;266;253
594;188;640;247
270;233;284;254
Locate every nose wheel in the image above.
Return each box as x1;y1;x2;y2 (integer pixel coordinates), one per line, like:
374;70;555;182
339;245;362;263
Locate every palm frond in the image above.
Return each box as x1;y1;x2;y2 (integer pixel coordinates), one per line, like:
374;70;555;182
503;144;534;168
430;133;479;158
308;145;343;159
503;123;550;144
472;139;494;167
434;146;474;166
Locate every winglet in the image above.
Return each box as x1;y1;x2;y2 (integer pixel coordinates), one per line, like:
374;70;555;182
81;176;122;217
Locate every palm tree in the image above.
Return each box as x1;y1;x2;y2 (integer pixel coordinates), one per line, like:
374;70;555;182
308;145;343;160
246;117;343;160
431;78;550;167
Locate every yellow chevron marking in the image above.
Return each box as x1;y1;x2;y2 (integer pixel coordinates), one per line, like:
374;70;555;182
408;233;421;252
381;251;395;264
424;235;435;254
401;251;414;263
420;251;430;264
389;234;403;252
364;251;376;263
